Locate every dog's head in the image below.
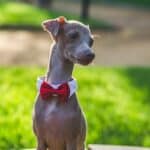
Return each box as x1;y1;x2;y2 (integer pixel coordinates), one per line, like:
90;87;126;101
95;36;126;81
42;16;95;65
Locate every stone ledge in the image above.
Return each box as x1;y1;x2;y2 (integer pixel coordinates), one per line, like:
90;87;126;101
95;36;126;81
88;145;150;150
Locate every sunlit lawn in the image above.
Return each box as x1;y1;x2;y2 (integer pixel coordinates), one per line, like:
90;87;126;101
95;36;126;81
0;66;150;149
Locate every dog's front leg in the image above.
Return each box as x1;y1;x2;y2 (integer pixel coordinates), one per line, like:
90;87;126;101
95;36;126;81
36;138;47;150
66;141;77;150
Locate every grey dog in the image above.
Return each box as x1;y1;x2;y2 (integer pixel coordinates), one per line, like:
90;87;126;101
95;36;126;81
33;17;95;150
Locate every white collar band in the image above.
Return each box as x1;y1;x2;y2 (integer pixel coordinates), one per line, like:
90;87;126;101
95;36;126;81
37;76;77;97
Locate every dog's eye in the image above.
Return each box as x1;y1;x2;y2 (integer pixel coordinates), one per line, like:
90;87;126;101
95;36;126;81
69;32;79;40
89;38;94;47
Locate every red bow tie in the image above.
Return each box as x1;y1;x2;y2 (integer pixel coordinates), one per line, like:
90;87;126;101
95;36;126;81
40;81;70;102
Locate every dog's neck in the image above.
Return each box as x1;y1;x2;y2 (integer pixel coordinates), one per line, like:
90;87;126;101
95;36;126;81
46;43;74;85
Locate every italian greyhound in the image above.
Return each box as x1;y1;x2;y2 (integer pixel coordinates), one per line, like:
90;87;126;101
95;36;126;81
33;17;95;150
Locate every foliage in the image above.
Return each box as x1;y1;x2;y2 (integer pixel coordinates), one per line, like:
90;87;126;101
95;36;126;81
92;0;150;8
0;67;150;149
0;2;113;30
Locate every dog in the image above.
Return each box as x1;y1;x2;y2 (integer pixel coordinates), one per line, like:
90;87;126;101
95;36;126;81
33;16;95;150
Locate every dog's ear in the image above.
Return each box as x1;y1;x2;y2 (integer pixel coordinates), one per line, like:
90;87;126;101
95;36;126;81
42;19;59;37
42;16;66;39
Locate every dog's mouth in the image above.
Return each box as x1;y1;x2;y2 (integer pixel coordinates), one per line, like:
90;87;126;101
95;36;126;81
77;57;94;65
66;53;95;65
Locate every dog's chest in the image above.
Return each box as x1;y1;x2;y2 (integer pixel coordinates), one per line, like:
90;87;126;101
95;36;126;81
44;100;57;120
39;100;78;126
38;98;76;122
34;96;83;138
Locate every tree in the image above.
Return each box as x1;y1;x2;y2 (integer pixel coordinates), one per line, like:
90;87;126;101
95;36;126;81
36;0;53;9
81;0;91;20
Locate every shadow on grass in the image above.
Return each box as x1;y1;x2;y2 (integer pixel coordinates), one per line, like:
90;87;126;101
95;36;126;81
125;67;150;104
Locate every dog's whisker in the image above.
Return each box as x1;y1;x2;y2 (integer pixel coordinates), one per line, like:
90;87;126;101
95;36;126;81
92;34;101;39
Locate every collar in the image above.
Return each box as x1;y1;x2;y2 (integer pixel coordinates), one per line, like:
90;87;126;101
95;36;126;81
37;76;77;97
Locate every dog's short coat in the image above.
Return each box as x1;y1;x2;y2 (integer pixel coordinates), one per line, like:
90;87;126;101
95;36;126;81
33;17;95;150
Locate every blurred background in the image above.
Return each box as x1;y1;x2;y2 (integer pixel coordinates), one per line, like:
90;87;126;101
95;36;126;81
0;0;150;149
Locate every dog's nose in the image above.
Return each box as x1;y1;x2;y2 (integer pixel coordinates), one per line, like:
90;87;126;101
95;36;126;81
85;52;95;60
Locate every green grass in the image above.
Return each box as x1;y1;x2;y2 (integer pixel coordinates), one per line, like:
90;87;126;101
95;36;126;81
0;2;114;30
0;66;150;149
